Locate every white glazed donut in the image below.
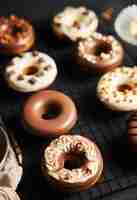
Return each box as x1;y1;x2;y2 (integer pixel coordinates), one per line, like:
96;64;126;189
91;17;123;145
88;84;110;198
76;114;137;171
97;67;137;111
114;5;137;45
53;6;98;41
5;51;57;92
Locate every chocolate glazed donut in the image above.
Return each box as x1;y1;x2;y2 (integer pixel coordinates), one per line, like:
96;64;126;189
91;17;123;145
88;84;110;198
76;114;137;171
23;90;78;137
127;112;137;153
0;15;35;55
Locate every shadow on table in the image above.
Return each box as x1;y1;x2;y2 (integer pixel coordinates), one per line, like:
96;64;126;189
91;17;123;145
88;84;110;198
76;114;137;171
111;134;137;171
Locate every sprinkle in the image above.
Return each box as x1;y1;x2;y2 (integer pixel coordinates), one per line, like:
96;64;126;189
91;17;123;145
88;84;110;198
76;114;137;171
116;100;120;103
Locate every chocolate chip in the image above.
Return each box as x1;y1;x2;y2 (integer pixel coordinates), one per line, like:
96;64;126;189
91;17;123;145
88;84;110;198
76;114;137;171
44;65;50;71
32;51;39;57
38;57;45;64
18;54;23;58
84;168;92;175
36;71;44;77
73;21;80;29
17;75;24;81
6;70;14;77
28;78;36;84
54;22;61;26
82;10;89;15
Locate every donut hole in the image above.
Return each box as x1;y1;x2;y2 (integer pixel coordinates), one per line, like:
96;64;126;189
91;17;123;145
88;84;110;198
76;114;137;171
64;152;87;170
94;42;112;56
118;84;133;93
42;102;62;120
23;66;39;76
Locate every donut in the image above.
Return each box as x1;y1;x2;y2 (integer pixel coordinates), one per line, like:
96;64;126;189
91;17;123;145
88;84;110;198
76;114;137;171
5;51;57;92
115;5;137;46
0;15;35;55
75;32;124;73
0;187;20;200
97;67;137;111
23;90;77;137
42;135;103;192
53;6;98;41
127;112;137;153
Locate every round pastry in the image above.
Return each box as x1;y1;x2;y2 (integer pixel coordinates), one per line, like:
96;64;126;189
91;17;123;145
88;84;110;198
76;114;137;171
0;15;35;55
75;32;124;73
0;187;20;200
23;90;77;137
127;112;137;153
53;6;98;41
5;51;57;92
42;135;103;192
114;5;137;46
97;67;137;111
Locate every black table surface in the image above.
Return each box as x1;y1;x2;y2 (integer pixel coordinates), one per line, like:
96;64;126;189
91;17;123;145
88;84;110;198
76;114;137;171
1;0;137;199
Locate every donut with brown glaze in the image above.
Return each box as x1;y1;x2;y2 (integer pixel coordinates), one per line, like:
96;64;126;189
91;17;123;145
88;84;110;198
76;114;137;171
23;90;77;137
42;135;103;192
75;32;124;73
127;112;137;153
0;15;35;55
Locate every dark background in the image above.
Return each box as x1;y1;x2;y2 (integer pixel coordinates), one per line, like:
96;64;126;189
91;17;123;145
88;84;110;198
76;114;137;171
1;0;137;199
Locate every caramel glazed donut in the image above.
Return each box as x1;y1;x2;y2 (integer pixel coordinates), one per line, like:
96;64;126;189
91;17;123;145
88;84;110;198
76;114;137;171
97;67;137;111
0;15;35;55
42;135;103;192
0;187;20;200
5;51;57;92
53;6;98;41
23;90;77;137
76;32;124;73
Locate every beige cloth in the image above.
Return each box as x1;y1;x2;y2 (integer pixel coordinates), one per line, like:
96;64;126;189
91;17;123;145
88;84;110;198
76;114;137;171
0;126;23;190
0;186;20;200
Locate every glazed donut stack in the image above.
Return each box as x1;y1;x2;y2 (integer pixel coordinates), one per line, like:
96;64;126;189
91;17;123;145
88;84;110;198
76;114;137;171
0;3;137;198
